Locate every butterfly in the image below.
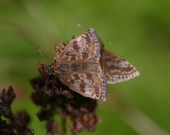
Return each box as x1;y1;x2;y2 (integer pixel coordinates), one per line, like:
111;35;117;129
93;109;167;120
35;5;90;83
52;28;140;101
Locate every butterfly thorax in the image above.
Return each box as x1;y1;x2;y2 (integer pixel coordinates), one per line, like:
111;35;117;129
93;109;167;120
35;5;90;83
57;63;84;73
53;62;100;75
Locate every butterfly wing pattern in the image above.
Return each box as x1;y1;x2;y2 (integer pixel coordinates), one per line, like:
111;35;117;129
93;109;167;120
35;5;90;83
58;65;107;100
103;50;140;84
53;29;101;64
53;28;107;100
53;28;139;100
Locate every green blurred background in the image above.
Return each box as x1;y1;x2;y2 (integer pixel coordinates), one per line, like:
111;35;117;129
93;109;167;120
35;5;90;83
0;0;170;135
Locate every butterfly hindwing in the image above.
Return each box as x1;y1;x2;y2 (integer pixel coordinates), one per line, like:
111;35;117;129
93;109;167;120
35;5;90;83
58;64;107;100
103;50;140;84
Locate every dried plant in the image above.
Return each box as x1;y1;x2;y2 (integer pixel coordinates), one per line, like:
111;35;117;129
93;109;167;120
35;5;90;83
31;64;98;135
0;86;33;135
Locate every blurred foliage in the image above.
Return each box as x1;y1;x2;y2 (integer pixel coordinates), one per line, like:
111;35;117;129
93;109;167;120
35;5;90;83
0;0;170;135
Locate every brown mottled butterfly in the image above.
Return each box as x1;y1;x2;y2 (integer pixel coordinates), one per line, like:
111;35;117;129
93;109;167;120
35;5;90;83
52;28;140;101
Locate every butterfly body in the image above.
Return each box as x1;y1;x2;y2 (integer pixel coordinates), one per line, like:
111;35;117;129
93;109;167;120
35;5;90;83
56;63;85;73
52;28;139;100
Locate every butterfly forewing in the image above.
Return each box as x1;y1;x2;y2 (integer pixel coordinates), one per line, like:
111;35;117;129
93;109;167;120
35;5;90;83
53;28;101;65
103;50;140;84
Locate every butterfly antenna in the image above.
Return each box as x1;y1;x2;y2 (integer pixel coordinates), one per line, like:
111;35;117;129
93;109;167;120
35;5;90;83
75;23;87;31
75;23;83;28
37;46;48;65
